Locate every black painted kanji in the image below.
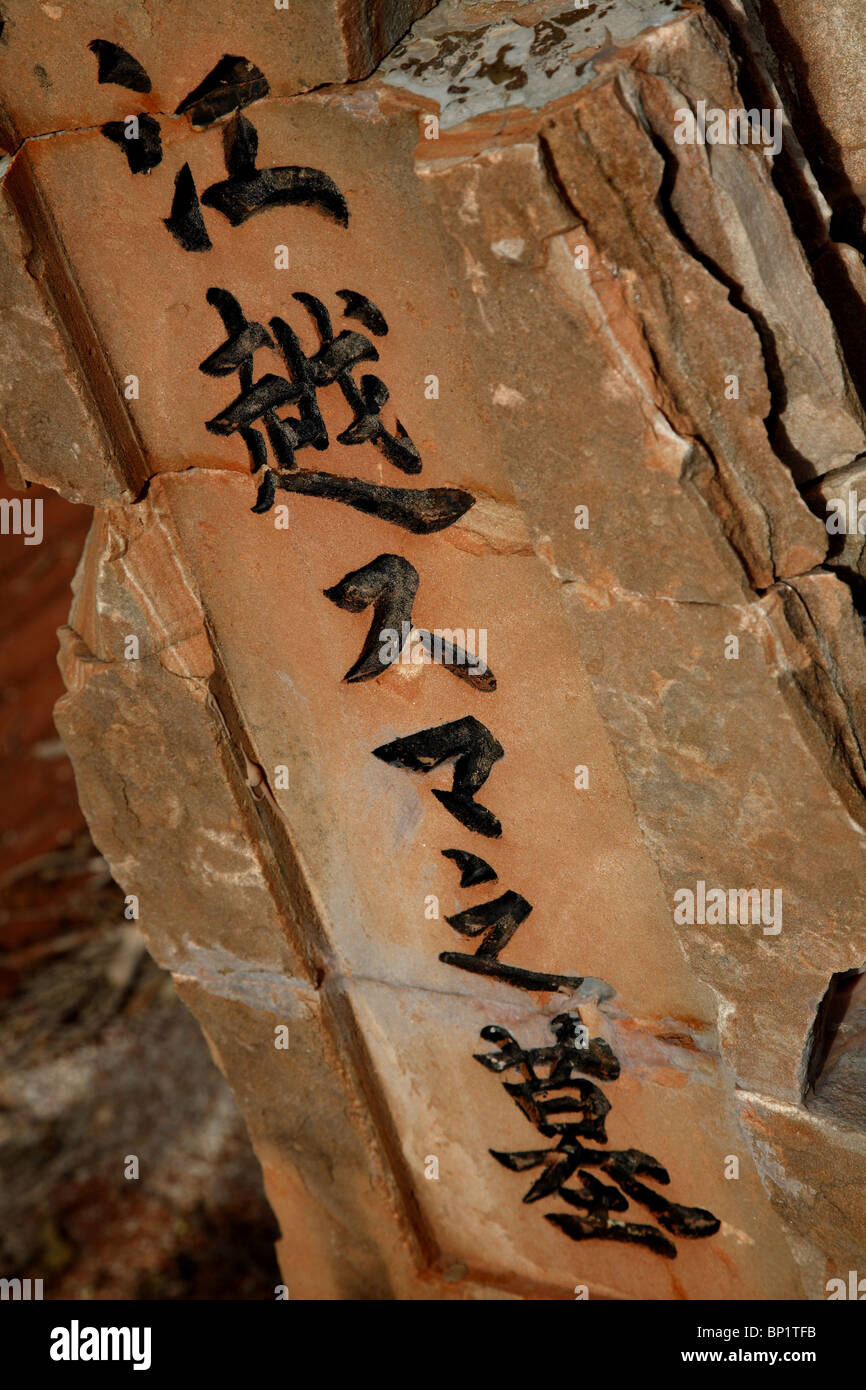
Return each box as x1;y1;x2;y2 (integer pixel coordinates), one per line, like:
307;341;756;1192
476;1014;721;1257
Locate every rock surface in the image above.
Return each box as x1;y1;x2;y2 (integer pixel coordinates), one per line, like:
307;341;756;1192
0;475;279;1298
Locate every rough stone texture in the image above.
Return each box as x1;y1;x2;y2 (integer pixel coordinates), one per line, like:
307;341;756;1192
379;0;685;127
0;476;279;1298
737;1094;866;1296
744;0;866;230
56;467;805;1298
3;0;866;1298
0;0;436;151
0;190;134;503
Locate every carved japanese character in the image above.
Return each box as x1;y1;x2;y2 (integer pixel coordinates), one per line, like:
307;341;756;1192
164;164;212;252
441;848;497;888
202;113;348;227
100;113;162;174
89;39;152;93
325;554;418;682
476;1014;720;1257
176;55;269;127
257;470;474;532
324;553;495;689
336;289;388;336
441;892;582;993
372;716;504;837
201;287;423;483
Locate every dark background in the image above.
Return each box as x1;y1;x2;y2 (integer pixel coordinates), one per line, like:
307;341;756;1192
0;479;280;1299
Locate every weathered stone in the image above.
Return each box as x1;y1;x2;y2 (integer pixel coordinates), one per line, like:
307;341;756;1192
746;0;866;233
803;457;866;578
53;451;804;1298
0;473;278;1299
771;570;866;819
0;187;134;503
0;0;436;151
737;1092;866;1297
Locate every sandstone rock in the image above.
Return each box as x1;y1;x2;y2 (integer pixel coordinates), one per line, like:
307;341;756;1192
0;474;278;1299
745;0;866;233
57;465;805;1297
0;190;134;503
0;0;436;151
